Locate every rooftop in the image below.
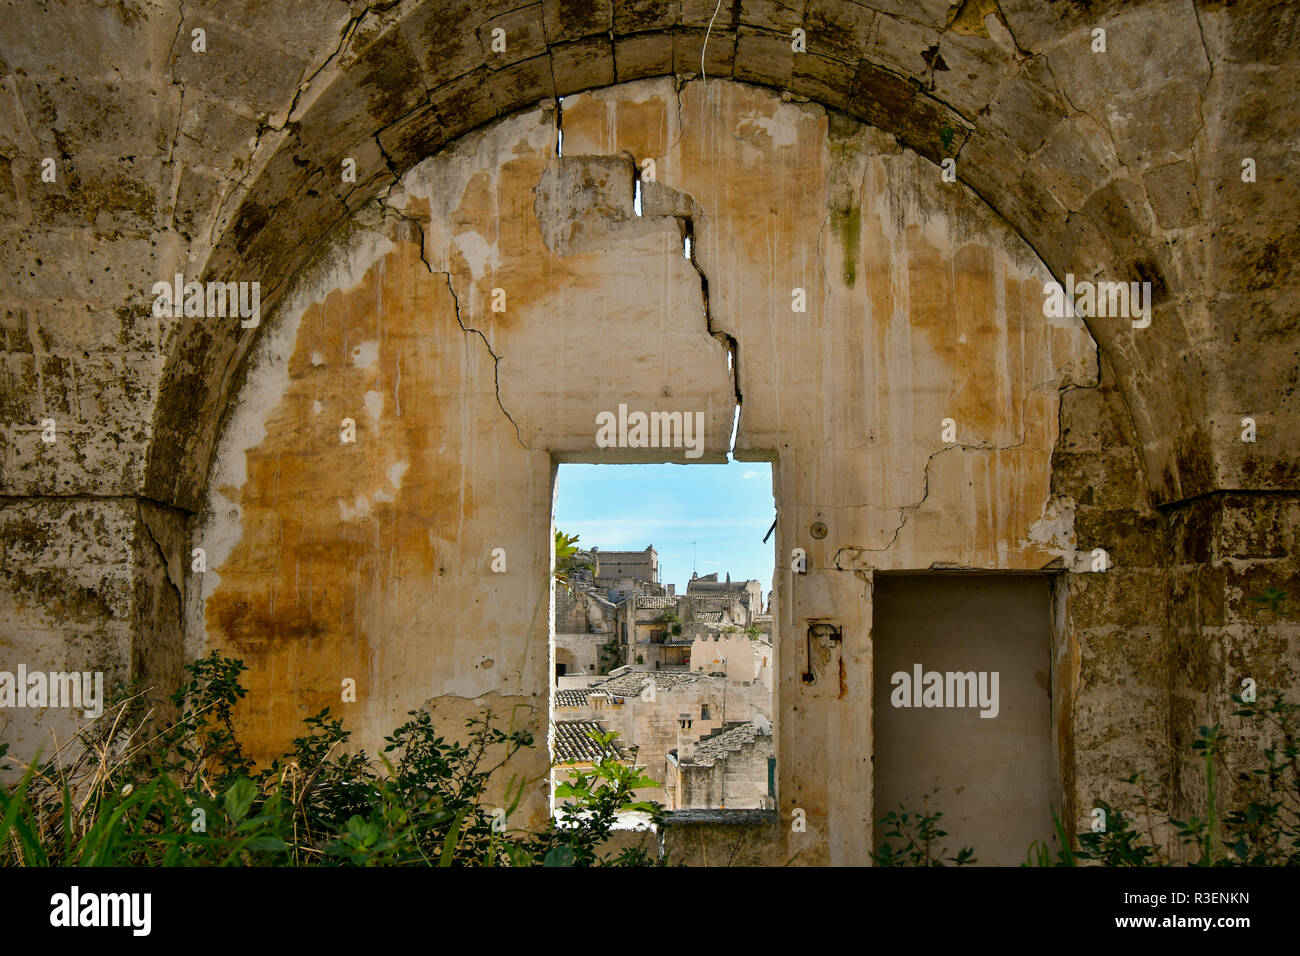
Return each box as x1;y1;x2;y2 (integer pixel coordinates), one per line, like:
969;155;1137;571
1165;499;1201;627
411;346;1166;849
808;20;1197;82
684;720;772;767
590;670;704;698
553;688;592;707
552;719;626;763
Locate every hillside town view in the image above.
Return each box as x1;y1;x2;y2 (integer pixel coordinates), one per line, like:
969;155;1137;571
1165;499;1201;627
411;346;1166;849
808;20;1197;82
551;543;774;815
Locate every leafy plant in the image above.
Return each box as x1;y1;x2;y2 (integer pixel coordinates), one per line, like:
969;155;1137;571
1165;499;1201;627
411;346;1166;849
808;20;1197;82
597;633;622;674
0;652;663;867
534;730;666;867
872;790;975;866
1248;586;1286;616
554;530;594;595
1025;689;1300;867
658;609;683;637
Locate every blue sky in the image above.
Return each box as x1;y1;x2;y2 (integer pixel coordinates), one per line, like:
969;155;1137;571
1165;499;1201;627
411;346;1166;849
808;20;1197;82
554;461;776;599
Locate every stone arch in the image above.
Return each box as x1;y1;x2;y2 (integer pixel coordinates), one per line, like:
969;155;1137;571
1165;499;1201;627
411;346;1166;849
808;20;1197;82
190;75;1137;858
2;0;1293;865
147;0;1232;517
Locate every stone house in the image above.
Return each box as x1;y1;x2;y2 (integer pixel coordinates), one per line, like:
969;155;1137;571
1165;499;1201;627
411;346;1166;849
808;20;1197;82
666;716;776;811
685;572;766;626
553;669;770;804
554;568;617;677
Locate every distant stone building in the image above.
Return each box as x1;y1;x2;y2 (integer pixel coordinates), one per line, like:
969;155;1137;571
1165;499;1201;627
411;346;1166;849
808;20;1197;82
685;572;764;625
615;594;692;670
550;543;774;808
593;546;660;590
666;716;775;810
554;556;617;676
601;564;772;674
689;630;771;683
553;667;770;804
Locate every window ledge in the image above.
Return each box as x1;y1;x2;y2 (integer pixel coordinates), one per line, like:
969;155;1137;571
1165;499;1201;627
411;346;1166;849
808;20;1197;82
659;808;778;826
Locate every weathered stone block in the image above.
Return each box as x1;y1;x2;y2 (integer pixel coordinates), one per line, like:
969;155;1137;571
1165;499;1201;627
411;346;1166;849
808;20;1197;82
790;53;858;111
14;74;175;165
177;96;259;168
735;26;797;86
377;104;447;171
1081;175;1156;263
553;36;617;95
431;67;501;142
171;22;308;120
870;10;938;78
0;351;38;421
1107;82;1205;166
1143;159;1199;230
984;70;1068;155
174;166;222;239
673;27;736;77
738;0;804;33
1;230;167;310
845;58;914;134
804;0;875;63
543;0;614;42
401;2;498;89
677;0;732;31
614;32;676;80
488;53;557;112
342;29;432;131
480;4;549;68
614;0;677;34
1027;113;1117;213
859;0;952;29
928;30;1014;119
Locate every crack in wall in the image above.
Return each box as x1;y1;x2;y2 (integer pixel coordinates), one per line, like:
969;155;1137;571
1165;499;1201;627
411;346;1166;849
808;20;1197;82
1188;1;1216;154
378;195;527;449
138;500;185;627
678;211;743;428
198;3;390;257
281;8;370;130
831;370;1098;566
164;0;188;171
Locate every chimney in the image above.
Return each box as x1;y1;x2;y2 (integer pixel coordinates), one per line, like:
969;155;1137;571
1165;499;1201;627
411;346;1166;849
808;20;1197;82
677;714;694;762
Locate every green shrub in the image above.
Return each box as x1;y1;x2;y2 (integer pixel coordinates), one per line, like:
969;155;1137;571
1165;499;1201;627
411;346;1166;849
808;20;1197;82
1025;690;1300;867
871;790;975;866
0;652;663;867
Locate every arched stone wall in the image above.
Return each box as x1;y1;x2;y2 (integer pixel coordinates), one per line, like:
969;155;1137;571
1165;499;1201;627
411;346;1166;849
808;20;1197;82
190;79;1154;860
138;0;1296;517
1;0;1296;863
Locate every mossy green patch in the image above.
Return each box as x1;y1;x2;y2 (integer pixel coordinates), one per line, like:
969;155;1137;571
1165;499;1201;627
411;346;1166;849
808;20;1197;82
831;205;861;287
